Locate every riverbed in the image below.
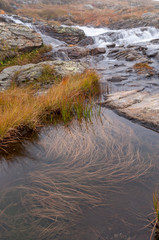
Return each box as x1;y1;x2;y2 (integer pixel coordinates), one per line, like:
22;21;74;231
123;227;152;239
0;16;159;240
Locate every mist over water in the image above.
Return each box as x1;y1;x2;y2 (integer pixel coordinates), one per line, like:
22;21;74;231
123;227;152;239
1;1;159;239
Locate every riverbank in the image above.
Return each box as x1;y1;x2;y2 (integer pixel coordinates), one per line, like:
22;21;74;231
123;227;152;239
0;70;99;151
13;0;159;28
0;3;159;240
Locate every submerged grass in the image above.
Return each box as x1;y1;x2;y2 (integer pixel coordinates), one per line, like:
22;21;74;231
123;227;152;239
0;113;152;239
0;70;99;147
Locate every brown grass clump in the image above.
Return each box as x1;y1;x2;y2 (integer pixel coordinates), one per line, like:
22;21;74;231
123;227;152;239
0;45;52;73
0;70;99;147
133;62;154;76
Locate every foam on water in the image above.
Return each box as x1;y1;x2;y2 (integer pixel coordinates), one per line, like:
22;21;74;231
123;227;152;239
5;15;65;48
76;25;159;47
76;25;109;36
5;15;159;49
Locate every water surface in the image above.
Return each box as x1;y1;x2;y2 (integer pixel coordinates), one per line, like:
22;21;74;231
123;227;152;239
0;108;159;240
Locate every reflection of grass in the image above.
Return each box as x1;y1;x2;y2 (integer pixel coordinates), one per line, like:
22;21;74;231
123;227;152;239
0;115;152;239
0;70;99;148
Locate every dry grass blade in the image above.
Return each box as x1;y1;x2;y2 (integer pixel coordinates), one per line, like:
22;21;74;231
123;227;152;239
0;70;99;147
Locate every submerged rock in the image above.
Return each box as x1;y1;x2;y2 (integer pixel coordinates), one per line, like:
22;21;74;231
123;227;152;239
0;60;87;90
107;76;127;82
0;22;43;61
106;43;116;48
101;90;159;131
108;48;147;62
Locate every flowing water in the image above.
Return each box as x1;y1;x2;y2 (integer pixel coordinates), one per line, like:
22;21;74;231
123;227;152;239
0;16;159;240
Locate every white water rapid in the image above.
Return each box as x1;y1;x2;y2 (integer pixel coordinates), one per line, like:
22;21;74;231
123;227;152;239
76;25;159;48
4;15;159;49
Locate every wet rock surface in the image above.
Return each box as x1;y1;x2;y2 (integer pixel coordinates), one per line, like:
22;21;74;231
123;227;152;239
108;48;146;62
1;14;159;131
78;36;94;46
37;24;85;44
0;60;87;90
51;46;106;60
101;90;159;131
0;22;43;61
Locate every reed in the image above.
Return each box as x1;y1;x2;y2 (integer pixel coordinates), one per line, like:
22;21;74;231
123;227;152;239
149;192;159;240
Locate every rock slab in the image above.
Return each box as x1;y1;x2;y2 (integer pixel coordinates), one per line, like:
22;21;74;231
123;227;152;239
0;22;43;61
0;60;88;90
38;24;85;45
102;90;159;131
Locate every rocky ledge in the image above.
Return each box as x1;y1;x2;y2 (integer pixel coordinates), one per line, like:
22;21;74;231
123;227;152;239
37;24;85;44
0;22;43;61
101;90;159;131
52;47;106;60
0;60;87;90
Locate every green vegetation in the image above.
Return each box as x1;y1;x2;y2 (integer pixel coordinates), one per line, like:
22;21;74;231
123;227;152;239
0;45;52;73
37;64;60;85
150;192;159;240
0;70;99;148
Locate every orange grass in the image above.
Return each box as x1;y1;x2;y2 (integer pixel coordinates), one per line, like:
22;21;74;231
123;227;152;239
0;70;99;143
133;62;154;75
16;1;156;26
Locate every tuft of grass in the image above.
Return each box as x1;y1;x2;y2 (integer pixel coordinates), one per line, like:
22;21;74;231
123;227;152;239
148;191;159;240
0;70;99;147
0;45;52;73
153;192;159;222
37;64;61;85
133;62;154;76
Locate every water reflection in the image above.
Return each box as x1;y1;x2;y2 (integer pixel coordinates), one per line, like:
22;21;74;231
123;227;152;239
0;109;159;240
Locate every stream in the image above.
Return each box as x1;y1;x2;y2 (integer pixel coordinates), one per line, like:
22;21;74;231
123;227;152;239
0;15;159;240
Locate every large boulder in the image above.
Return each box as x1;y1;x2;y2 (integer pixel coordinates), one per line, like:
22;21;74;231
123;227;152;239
37;24;85;44
0;60;87;90
0;22;43;61
78;37;94;47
